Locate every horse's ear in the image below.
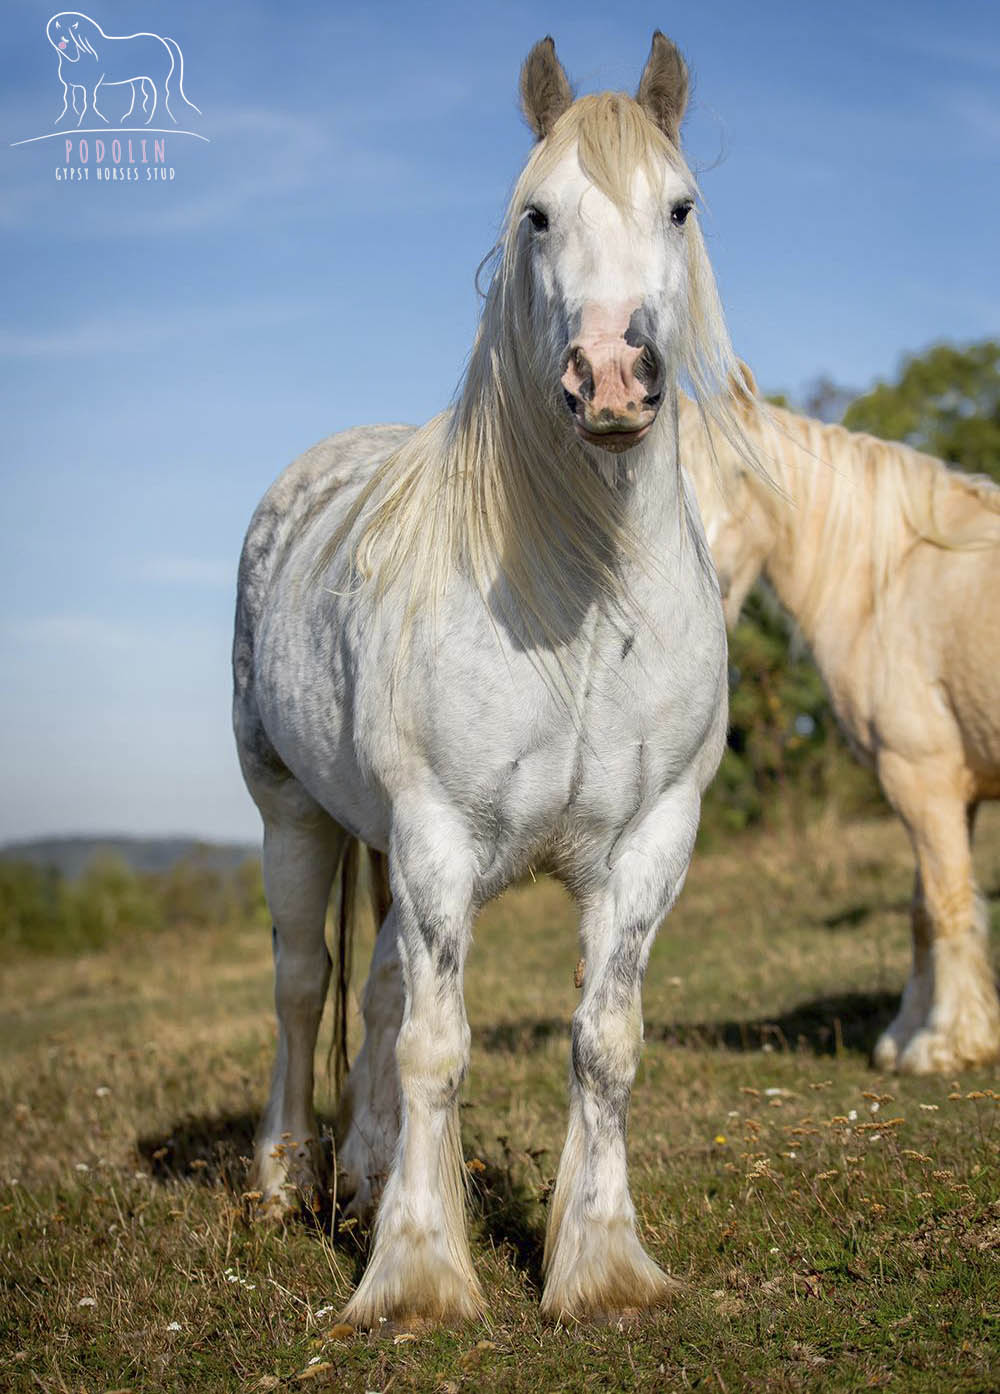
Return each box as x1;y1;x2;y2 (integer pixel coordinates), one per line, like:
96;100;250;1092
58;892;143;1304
730;359;758;412
520;36;573;141
636;31;689;145
732;359;759;405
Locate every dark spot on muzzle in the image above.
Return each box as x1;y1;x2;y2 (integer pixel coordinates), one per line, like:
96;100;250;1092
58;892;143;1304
624;307;665;408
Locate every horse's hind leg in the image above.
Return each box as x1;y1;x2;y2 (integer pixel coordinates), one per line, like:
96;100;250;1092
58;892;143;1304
54;79;70;125
874;756;1000;1074
336;863;402;1224
252;798;346;1218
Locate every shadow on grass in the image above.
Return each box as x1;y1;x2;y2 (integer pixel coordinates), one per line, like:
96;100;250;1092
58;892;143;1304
137;1110;259;1191
136;1109;547;1284
136;1112;374;1270
474;989;900;1060
466;1145;548;1289
820;897;910;930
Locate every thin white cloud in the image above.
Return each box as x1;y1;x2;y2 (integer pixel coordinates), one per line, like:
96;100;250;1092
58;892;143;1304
7;615;137;650
0;298;311;359
894;33;1000;74
140;557;234;587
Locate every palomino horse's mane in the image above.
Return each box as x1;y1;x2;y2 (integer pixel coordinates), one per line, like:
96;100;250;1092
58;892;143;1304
682;391;1000;628
313;91;758;645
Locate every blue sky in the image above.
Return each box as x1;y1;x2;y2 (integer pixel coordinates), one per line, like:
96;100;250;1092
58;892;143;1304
2;0;998;844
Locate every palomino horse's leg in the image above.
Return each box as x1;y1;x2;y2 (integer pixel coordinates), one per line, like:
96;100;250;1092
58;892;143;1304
336;900;403;1222
343;806;483;1326
252;809;346;1216
874;756;1000;1074
541;787;697;1320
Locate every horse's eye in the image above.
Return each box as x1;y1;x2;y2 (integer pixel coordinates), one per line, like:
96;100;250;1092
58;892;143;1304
525;206;549;233
670;199;694;228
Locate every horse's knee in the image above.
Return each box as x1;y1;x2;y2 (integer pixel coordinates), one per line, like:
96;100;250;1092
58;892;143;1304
395;1011;469;1106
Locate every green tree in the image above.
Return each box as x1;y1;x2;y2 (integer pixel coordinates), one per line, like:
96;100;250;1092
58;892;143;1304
700;590;881;841
843;339;1000;480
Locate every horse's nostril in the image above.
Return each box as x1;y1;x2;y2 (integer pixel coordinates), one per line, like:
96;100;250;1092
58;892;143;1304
563;388;580;414
634;343;664;398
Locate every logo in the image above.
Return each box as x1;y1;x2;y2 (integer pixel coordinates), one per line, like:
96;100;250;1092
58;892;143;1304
10;11;208;181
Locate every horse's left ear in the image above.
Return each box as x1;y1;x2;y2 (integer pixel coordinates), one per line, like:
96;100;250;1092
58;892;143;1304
520;36;573;141
636;31;689;145
732;359;759;403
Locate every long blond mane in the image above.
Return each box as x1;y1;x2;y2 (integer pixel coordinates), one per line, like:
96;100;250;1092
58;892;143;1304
683;392;1000;629
315;92;757;642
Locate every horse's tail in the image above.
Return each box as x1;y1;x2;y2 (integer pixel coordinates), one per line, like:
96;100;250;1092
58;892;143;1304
331;840;391;1096
162;35;202;118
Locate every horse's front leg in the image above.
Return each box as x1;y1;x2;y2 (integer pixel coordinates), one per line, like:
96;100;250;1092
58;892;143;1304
54;78;70;125
874;754;1000;1074
343;806;483;1326
542;784;699;1321
90;79;109;124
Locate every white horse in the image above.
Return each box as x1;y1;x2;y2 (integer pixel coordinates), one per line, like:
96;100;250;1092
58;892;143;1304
681;375;1000;1076
233;34;756;1325
45;12;201;128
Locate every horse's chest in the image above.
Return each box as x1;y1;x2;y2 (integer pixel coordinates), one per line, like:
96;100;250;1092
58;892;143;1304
421;617;719;858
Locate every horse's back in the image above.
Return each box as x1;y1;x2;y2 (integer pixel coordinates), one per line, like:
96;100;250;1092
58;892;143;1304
233;423;415;792
237;424;415;633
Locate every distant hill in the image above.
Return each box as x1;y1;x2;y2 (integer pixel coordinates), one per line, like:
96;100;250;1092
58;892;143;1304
0;836;259;880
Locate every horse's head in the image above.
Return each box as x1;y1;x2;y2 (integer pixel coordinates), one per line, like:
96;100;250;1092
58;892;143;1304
46;12;100;62
680;365;778;626
510;34;697;456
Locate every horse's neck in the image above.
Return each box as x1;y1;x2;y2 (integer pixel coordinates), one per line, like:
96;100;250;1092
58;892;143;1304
761;450;876;673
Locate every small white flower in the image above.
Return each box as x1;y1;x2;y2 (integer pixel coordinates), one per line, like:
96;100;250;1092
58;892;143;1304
869;1102;880;1114
78;1296;97;1307
847;1109;858;1122
314;1304;335;1319
95;1086;111;1098
869;1133;882;1143
8;1179;19;1187
75;1163;89;1172
769;1246;780;1255
308;1356;321;1366
133;1171;146;1181
727;1110;739;1118
166;1321;182;1332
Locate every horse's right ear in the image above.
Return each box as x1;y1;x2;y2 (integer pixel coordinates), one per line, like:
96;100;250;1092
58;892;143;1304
520;37;573;141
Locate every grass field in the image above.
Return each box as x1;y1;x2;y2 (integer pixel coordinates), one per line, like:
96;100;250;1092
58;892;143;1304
3;810;1000;1392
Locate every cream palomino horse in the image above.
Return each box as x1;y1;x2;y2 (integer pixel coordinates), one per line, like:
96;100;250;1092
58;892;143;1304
233;35;757;1325
682;376;1000;1076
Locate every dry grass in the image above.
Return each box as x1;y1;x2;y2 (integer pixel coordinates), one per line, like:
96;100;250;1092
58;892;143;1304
3;810;1000;1392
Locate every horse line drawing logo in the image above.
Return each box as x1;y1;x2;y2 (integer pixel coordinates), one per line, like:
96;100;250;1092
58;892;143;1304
10;11;208;181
